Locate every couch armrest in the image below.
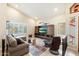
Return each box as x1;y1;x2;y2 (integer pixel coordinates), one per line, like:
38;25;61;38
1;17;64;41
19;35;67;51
8;43;29;52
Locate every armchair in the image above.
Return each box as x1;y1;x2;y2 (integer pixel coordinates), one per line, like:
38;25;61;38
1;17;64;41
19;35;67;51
49;36;61;55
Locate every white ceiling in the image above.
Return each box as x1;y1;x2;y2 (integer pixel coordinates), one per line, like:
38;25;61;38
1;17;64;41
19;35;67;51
11;3;70;20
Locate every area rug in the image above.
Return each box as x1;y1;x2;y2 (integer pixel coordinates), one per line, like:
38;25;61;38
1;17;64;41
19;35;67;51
29;45;47;56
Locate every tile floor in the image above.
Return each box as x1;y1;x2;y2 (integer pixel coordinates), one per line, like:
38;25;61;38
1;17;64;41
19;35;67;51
24;38;79;56
0;38;78;56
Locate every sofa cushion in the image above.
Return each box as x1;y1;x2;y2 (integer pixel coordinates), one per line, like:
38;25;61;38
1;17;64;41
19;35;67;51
8;43;29;52
7;35;17;47
16;38;24;45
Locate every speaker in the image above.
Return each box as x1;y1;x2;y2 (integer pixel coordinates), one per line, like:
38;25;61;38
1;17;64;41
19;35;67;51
2;39;5;56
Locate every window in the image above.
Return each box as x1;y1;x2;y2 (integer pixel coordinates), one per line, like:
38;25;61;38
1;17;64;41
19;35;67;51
6;20;27;37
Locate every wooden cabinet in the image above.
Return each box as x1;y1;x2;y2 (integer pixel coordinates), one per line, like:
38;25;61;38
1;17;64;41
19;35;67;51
47;25;54;36
35;25;54;36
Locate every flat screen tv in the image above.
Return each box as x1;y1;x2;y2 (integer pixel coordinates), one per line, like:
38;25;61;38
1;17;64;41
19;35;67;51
39;26;47;34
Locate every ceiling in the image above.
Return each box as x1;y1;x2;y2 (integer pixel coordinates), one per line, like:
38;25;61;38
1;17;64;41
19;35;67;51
10;3;71;20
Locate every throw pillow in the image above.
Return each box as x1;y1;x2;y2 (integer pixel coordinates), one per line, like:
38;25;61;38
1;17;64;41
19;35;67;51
16;38;24;45
8;35;17;47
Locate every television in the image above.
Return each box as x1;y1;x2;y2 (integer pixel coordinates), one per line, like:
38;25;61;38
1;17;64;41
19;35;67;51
39;26;47;34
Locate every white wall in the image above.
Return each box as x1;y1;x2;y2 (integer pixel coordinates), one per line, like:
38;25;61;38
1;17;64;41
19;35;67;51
6;5;35;39
47;15;66;36
35;15;66;36
0;4;35;49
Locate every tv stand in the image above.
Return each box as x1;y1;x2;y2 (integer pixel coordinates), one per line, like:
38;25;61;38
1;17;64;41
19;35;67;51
35;25;54;39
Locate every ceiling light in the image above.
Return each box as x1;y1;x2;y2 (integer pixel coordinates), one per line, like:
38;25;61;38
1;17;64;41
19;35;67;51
54;8;58;12
35;17;38;19
15;4;18;8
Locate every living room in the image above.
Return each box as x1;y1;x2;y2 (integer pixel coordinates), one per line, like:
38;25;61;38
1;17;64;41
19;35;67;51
0;3;79;56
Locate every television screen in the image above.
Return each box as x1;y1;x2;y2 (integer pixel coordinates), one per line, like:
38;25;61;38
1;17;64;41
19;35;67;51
39;26;47;34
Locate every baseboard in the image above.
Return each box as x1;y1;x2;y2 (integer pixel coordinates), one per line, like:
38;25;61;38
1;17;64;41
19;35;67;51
67;45;78;53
